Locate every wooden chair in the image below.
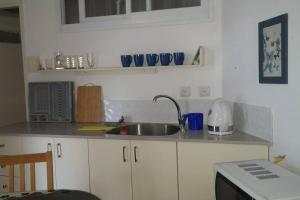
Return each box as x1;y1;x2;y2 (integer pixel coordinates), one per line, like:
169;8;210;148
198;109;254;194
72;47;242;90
0;151;54;192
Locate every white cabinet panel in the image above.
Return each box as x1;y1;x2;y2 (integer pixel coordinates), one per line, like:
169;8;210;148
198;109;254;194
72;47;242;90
21;137;90;192
0;136;22;192
0;136;22;177
131;140;178;200
88;139;178;200
0;176;20;193
178;142;268;200
54;138;90;192
89;139;132;200
22;137;54;191
0;136;22;155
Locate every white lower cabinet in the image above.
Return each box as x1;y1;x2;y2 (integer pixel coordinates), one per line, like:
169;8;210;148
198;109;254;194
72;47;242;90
22;137;54;191
0;136;22;192
0;136;22;176
177;142;269;200
131;140;178;200
88;139;178;200
89;139;132;200
0;136;22;156
54;138;90;192
0;176;19;193
0;135;269;199
22;137;90;192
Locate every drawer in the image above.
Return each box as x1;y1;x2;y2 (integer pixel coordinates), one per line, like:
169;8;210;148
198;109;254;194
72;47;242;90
0;136;22;155
0;175;20;193
0;136;23;178
0;165;20;177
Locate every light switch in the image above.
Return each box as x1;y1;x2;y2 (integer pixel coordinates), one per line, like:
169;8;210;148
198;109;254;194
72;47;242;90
199;86;211;97
180;86;191;97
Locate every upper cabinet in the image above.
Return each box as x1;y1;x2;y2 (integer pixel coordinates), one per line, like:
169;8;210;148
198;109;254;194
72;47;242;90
60;0;212;30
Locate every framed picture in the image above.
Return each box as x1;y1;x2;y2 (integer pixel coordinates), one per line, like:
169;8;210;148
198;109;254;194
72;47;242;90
258;14;288;84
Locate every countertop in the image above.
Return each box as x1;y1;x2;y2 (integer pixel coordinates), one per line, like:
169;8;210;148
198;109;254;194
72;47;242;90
0;122;271;146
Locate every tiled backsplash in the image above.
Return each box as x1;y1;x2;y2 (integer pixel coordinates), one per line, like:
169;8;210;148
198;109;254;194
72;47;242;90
104;99;212;124
103;99;273;142
231;102;273;142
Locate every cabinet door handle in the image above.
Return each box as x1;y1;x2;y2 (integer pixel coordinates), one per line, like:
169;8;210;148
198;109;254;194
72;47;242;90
57;143;62;158
122;146;127;162
0;144;5;148
134;146;138;163
3;184;7;189
47;143;52;151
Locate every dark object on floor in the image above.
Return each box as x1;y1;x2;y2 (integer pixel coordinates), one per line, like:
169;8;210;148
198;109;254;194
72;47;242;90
2;190;101;200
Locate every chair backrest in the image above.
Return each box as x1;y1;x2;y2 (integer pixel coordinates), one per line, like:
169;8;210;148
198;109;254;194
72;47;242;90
0;151;54;192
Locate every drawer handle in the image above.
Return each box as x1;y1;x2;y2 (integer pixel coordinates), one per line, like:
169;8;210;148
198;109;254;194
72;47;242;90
134;146;138;163
122;146;126;162
57;143;62;158
0;144;5;148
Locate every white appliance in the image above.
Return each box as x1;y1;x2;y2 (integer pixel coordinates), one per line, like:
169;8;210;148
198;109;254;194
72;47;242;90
214;160;300;200
207;98;233;135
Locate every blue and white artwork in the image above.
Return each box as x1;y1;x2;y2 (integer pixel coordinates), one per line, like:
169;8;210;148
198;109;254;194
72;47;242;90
262;24;282;77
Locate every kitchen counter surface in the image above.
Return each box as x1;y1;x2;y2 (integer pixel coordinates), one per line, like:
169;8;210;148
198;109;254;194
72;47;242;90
0;122;271;146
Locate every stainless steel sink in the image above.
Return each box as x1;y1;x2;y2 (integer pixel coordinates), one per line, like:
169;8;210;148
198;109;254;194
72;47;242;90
107;123;180;136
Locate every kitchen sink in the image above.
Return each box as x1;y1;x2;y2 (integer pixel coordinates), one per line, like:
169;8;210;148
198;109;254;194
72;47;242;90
106;123;180;136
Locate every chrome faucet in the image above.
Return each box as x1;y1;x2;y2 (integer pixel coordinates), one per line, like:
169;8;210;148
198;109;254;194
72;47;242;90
153;95;185;133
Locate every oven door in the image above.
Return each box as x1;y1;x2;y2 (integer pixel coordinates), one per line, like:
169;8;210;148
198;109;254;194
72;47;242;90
215;172;255;200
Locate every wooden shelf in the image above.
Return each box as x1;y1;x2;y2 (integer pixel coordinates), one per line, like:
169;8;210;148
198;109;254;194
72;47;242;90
32;65;203;74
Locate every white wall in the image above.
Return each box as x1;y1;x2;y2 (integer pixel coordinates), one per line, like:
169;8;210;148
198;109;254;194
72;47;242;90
22;0;223;100
223;0;300;173
0;43;26;126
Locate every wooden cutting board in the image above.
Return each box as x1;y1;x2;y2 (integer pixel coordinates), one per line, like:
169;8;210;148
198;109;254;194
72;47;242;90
76;86;103;122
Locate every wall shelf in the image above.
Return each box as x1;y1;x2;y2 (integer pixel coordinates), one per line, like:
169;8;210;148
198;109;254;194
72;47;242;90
33;65;204;74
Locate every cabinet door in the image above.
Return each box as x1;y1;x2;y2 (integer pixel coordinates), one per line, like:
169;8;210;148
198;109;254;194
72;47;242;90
0;136;22;177
178;142;268;200
54;138;90;192
89;139;131;200
0;176;20;193
0;136;22;155
131;140;178;200
22;137;54;191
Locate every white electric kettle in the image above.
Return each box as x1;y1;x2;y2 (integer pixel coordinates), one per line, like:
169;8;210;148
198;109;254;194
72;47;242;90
207;98;233;135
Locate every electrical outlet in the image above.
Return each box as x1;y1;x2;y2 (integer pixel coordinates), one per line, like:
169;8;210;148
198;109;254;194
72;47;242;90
199;86;211;97
180;86;191;97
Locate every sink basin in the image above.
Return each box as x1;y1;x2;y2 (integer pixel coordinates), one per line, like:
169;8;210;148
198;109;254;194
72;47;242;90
107;123;180;136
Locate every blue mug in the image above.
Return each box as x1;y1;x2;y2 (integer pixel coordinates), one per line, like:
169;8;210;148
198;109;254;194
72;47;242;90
121;55;132;67
174;52;185;65
160;53;173;66
134;54;144;67
146;54;159;66
182;113;203;130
